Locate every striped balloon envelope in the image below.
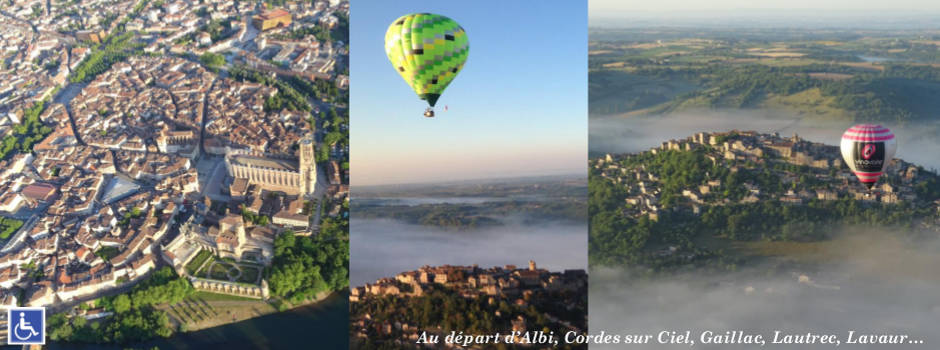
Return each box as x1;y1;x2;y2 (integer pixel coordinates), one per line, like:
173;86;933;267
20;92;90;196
840;124;897;190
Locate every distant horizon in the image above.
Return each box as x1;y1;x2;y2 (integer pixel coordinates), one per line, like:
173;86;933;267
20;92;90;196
589;1;940;29
590;0;940;14
590;15;940;30
352;171;586;190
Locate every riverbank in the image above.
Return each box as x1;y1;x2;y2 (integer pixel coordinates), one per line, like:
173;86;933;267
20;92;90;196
45;291;349;350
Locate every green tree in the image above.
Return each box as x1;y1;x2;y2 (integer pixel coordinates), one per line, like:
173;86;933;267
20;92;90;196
112;294;131;313
199;52;226;68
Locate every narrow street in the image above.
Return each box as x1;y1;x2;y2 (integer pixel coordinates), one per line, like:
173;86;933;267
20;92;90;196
53;82;87;145
199;77;219;155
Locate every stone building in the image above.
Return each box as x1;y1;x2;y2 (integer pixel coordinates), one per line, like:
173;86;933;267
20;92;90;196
225;134;316;197
156;128;198;156
252;8;292;31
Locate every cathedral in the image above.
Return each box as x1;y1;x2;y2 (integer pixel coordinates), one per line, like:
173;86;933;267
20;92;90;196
224;134;317;196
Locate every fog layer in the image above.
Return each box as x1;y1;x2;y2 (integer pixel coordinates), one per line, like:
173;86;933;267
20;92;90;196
589;229;940;349
351;217;587;286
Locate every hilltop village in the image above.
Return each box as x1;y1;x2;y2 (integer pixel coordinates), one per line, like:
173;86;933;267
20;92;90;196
0;0;350;333
350;261;588;349
588;130;940;269
593;131;940;222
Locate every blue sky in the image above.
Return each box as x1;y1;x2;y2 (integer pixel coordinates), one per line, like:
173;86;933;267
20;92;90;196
351;0;587;185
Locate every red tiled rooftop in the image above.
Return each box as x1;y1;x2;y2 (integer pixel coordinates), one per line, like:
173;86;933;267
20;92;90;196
258;8;290;20
22;182;57;201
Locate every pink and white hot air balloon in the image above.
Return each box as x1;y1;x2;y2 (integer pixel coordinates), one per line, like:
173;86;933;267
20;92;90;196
840;124;897;190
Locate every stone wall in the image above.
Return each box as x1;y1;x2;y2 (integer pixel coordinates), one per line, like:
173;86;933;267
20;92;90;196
190;277;269;299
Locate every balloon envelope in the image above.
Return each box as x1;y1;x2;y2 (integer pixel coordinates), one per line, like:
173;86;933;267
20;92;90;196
840;124;896;189
385;13;469;107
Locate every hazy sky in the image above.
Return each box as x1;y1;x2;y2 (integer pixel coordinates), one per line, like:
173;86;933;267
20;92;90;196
351;0;587;186
590;0;940;15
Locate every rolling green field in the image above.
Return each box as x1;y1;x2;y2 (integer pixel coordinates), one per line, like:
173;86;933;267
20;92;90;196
589;70;698;115
589;28;940;123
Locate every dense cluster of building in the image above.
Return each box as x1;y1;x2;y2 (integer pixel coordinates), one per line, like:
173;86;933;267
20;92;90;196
594;131;940;221
352;261;585;301
1;0;348;150
240;2;347;81
68;56;317;156
139;0;349;82
0;16;69;131
0;140;191;309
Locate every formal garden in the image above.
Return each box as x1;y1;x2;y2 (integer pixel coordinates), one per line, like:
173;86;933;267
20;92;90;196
186;249;263;285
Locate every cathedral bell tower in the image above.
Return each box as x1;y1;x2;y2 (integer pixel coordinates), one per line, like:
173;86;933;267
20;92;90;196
299;134;316;196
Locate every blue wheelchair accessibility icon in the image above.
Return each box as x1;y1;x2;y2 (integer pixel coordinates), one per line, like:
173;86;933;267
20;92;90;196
7;307;45;345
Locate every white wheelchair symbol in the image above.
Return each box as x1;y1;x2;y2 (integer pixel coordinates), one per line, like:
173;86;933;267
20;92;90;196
13;312;40;340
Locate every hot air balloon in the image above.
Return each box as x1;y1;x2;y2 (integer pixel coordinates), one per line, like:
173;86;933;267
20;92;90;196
840;124;896;190
385;13;469;118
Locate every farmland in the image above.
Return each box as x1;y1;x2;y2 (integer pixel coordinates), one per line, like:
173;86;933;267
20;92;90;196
589;27;940;123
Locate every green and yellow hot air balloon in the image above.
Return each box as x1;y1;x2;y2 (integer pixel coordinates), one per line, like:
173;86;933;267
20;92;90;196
385;13;469;117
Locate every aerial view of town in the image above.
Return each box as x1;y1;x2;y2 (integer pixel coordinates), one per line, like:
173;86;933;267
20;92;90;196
0;0;348;346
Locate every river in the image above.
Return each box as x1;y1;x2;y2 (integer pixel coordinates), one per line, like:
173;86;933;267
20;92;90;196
37;293;348;350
